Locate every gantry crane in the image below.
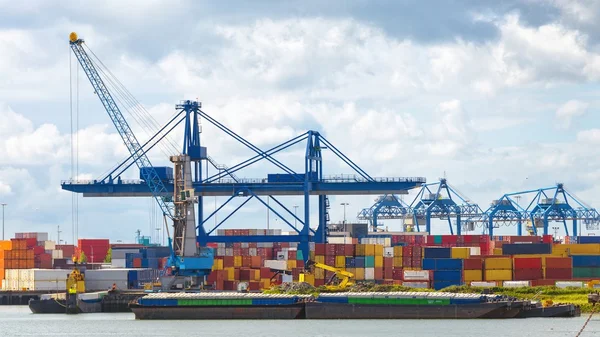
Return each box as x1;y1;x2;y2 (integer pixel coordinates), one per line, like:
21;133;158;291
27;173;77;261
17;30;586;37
68;33;213;289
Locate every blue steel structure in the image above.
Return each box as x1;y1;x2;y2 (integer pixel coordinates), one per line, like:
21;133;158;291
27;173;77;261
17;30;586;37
484;184;600;238
408;179;484;235
357;195;411;231
63;34;426;261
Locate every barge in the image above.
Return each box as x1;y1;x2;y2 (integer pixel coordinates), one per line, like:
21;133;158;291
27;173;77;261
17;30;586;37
129;292;527;320
28;290;145;314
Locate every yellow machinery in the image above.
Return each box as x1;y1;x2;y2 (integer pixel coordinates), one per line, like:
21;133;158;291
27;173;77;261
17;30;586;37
587;280;600;289
67;257;85;294
302;260;354;291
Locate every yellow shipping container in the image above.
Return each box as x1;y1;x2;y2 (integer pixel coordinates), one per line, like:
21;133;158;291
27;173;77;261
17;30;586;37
212;259;224;271
485;257;512;270
309;251;315;261
346;268;356;277
261;278;271;289
374;256;384;268
463;270;482;282
335;256;346;268
553;244;600;255
451;247;470;259
365;245;375;256
393;257;403;267
374;245;384;256
224;267;235;280
315;268;325;280
356;244;366;256
0;241;11;251
485;269;512;281
301;273;315;286
234;256;242;268
354;268;365;280
254;270;261;282
393;246;403;257
493;248;503;255
315;255;325;264
287;260;297;270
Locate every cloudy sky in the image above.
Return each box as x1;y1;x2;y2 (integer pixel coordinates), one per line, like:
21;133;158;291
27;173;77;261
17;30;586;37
1;0;600;244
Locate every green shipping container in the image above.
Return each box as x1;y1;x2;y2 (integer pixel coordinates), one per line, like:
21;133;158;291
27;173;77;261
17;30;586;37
573;267;600;278
365;256;375;268
296;250;304;261
434;235;443;245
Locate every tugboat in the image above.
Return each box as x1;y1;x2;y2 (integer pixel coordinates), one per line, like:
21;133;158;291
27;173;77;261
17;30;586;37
516;299;581;318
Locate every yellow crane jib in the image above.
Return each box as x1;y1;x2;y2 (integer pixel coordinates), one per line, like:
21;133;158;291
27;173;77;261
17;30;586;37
304;260;355;290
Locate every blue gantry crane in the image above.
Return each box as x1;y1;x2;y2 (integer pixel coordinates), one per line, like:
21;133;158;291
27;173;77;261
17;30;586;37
357;195;412;231
68;33;213;288
62;33;426;261
408;179;484;235
485;183;600;238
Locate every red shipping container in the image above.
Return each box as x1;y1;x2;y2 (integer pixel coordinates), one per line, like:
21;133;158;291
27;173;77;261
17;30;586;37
325;256;335;266
242;256;252;267
402;247;412;257
426;236;435;245
344;244;355;256
532;279;557;286
297;260;304;269
411;257;422;268
542;235;554;244
239;268;251;281
392;268;403;280
233;243;241;249
56;245;76;258
374;267;383;280
33;246;44;255
513;269;543;281
334;244;345;256
133;258;142;268
249;242;257;249
545;268;572;280
251;256;262;268
413;247;422;257
384;257;393;269
514;257;542;269
223;256;234;268
287;251;296;260
463;258;483;270
314;279;325;287
315;244;326;255
384;267;393;280
402;256;412;267
260;267;273;279
241;248;250;257
249;282;260;291
325;244;336;256
546;257;572;269
442;235;458;245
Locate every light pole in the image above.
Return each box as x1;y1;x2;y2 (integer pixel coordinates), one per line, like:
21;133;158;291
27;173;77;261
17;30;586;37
341;202;349;232
552;226;559;238
1;203;6;240
293;205;299;227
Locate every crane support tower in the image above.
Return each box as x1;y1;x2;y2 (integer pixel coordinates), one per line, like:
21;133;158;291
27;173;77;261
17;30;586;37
357;195;412;232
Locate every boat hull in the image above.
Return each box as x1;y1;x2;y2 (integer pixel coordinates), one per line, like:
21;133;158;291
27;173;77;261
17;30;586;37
130;303;306;320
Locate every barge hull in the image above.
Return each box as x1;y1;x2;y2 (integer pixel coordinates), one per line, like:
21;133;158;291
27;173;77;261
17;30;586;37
301;302;511;319
130;304;305;320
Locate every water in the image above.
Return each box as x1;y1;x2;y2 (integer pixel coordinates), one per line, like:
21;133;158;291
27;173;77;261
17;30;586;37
0;306;598;336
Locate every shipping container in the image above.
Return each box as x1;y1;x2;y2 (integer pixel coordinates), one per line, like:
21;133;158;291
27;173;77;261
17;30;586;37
484;257;512;270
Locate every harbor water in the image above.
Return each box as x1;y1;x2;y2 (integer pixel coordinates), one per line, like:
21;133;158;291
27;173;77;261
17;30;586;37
0;306;598;336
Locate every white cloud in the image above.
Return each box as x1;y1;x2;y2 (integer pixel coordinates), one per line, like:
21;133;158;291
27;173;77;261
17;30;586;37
577;129;600;143
555;100;589;128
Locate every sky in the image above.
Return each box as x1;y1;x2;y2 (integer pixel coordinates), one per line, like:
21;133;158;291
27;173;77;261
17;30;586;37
1;0;600;244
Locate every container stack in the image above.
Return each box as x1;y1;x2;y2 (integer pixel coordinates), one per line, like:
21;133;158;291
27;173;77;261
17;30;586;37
423;248;463;290
572;256;600;278
484;257;512;282
2;269;70;291
544;257;572;281
463;257;483;283
513;257;543;281
123;246;170;269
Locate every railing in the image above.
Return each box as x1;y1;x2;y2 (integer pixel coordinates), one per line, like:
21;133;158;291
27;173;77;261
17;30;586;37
62;175;426;185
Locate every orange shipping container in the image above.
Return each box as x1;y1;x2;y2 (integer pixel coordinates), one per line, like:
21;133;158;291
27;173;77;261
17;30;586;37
0;240;11;250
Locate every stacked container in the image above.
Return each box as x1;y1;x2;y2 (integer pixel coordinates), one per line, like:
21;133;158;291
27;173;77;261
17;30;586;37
513;257;543;281
544;257;572;280
484;257;512;282
572;255;600;278
463;257;483;283
78;239;110;263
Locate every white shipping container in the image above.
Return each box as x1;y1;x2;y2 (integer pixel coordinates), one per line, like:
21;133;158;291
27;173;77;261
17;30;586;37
52;250;64;259
503;281;531;288
281;274;293;283
556;281;584;288
111;249;141;260
85;269;130;282
470;281;497;287
111;259;126;268
86;280;128;291
403;270;430;281
383;247;394;257
402;282;429;288
264;260;287;270
329;237;351;244
216;248;226;256
469;247;481;256
365;268;375;280
276;252;287;261
225;248;233;256
44;241;56;250
29;280;67;291
248;248;257;256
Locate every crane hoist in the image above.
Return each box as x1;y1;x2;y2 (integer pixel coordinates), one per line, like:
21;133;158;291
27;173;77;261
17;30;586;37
68;32;213;290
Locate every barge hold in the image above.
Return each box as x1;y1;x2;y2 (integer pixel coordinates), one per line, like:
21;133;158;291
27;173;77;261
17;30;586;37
130;291;526;320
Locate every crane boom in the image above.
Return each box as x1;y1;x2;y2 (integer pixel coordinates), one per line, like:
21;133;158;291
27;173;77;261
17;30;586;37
68;32;172;218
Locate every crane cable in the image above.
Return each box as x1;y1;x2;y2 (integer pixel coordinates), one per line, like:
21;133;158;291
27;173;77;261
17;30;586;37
575;304;595;337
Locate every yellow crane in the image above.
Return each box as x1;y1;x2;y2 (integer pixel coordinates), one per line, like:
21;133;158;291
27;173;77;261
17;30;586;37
302;260;355;291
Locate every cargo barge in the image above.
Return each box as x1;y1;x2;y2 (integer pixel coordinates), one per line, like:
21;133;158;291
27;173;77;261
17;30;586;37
28;290;145;313
129;292;527;320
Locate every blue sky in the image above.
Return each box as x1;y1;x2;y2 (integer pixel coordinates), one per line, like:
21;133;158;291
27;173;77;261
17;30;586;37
1;0;600;243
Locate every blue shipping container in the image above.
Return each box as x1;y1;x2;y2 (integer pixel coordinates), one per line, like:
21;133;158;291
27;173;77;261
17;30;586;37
435;258;463;270
346;257;356;268
433;270;462;282
572;255;600;267
502;243;551;255
578;236;600;244
355;257;365;268
433;281;461;290
424;248;451;259
422;258;436;270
